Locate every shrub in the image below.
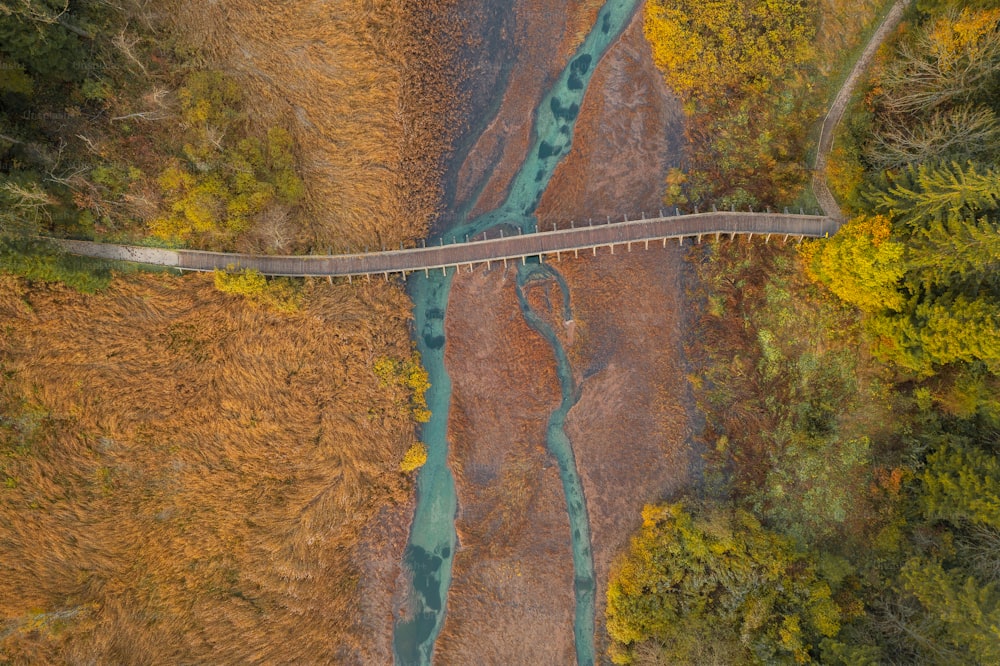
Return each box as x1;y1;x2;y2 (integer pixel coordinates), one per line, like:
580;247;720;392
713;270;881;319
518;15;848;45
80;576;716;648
213;267;301;313
372;353;432;423
399;443;428;473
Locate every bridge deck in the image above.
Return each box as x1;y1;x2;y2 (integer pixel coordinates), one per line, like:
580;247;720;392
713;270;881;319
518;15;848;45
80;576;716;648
52;212;837;278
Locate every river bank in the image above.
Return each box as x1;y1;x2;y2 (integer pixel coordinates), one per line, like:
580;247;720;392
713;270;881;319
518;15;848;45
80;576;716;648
560;247;697;658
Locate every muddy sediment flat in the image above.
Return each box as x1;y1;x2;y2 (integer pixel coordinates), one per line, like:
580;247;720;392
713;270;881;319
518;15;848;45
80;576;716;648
354;495;417;664
435;267;577;664
453;0;604;221
437;2;692;661
430;2;586;660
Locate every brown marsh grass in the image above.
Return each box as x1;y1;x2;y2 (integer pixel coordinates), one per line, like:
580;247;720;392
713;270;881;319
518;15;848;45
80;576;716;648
434;266;577;665
163;0;466;252
0;273;418;663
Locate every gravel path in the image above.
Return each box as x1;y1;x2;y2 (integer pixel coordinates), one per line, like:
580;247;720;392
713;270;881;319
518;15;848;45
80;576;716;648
813;0;913;220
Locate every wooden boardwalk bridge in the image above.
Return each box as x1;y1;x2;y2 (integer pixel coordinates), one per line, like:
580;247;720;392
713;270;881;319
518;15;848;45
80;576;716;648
51;211;837;278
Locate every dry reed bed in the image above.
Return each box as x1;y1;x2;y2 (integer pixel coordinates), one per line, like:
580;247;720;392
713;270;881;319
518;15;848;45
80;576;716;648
565;0;611;53
535;6;685;227
556;249;695;659
164;0;466;251
0;273;416;663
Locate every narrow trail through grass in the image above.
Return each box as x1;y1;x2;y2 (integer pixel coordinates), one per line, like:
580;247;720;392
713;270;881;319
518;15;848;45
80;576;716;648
813;0;913;219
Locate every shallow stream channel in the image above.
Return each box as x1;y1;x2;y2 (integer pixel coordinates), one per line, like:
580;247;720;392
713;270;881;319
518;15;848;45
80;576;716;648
392;2;641;663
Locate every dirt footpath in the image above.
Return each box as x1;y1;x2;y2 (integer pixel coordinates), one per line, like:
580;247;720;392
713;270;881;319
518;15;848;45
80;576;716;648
813;0;912;220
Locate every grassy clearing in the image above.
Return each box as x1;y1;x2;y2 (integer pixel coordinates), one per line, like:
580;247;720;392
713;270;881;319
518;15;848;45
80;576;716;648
0;240;177;293
0;272;419;662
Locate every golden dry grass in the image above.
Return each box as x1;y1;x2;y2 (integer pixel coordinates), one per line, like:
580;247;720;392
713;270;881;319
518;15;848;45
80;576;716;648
0;272;418;663
2;1;470;659
815;0;888;78
162;0;465;252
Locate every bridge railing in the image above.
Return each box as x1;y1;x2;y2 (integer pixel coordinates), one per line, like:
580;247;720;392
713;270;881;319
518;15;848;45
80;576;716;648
49;211;838;278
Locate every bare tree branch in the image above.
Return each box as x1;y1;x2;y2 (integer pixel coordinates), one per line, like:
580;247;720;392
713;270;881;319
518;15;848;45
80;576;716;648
868;105;1000;170
878;8;1000;115
112;28;148;75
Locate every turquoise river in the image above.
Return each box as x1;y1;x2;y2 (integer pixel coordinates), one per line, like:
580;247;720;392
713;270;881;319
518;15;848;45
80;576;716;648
393;1;641;664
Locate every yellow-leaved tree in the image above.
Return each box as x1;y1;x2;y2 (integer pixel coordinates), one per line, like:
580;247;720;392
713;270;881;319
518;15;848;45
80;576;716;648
213;267;301;313
804;214;906;313
151;72;304;246
644;0;816;107
606;502;844;665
